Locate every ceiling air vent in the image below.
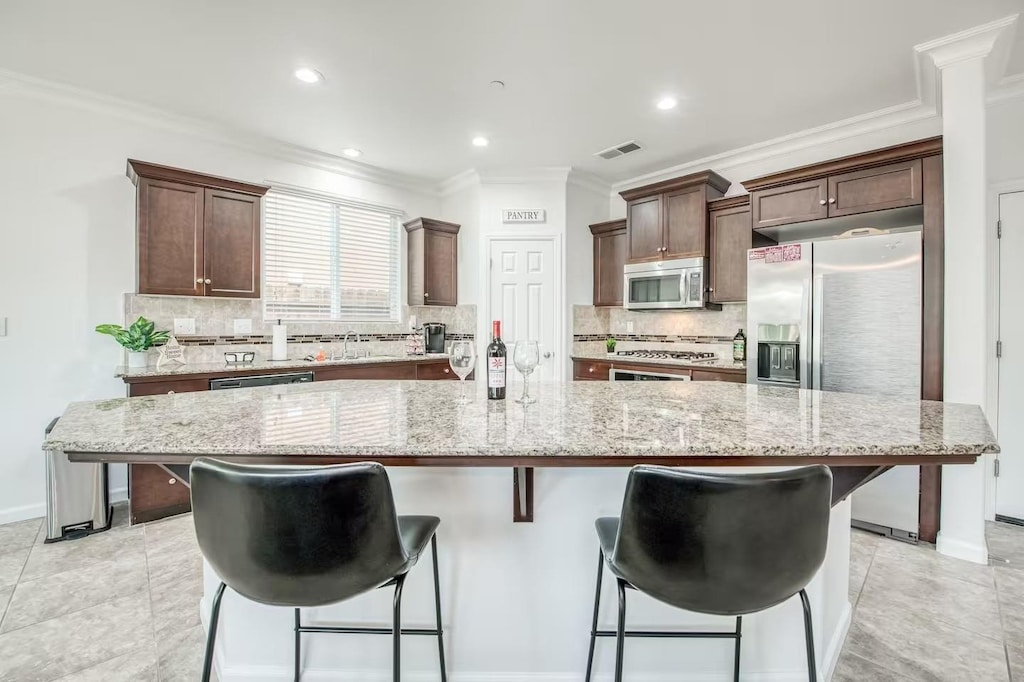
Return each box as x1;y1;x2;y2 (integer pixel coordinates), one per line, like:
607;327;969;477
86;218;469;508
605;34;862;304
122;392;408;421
596;140;642;160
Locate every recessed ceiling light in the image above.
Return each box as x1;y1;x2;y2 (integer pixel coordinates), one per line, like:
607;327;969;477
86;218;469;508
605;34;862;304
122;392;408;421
472;136;489;147
656;96;678;111
342;148;362;158
294;67;324;84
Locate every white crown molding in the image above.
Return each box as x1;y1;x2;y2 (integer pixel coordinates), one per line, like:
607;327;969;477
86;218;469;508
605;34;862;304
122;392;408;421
476;167;572;184
566;168;613;196
915;14;1018;71
613;99;938;194
437;169;481;197
0;68;439;196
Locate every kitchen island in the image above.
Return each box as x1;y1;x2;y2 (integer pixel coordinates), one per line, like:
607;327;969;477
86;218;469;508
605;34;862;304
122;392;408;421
44;381;996;681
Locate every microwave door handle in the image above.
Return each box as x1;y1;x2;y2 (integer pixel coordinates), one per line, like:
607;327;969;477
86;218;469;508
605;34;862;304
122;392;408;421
680;272;689;306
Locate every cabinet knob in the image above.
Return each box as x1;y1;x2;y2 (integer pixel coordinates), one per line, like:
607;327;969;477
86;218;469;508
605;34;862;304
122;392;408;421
196;278;203;284
424;293;429;298
819;199;826;206
167;390;175;395
588;367;594;373
168;478;177;485
205;279;212;284
444;368;450;374
828;197;836;204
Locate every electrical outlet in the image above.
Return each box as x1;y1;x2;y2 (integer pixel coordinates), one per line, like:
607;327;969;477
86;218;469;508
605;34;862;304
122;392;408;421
409;314;417;330
233;318;253;335
173;318;196;335
626;320;635;334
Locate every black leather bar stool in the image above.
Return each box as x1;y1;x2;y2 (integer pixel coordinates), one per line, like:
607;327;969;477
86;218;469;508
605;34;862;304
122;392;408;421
584;465;832;682
190;458;447;682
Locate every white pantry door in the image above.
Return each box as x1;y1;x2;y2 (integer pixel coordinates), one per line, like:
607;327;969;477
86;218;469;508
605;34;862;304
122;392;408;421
998;191;1024;521
488;238;559;382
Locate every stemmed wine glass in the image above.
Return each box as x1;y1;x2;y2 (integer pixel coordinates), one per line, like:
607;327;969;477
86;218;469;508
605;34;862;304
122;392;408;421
513;340;540;404
448;341;476;403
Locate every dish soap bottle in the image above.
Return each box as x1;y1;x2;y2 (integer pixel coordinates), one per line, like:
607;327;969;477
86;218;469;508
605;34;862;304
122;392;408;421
733;329;746;363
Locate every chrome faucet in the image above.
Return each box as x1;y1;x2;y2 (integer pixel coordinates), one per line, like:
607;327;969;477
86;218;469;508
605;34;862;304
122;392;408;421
340;330;361;360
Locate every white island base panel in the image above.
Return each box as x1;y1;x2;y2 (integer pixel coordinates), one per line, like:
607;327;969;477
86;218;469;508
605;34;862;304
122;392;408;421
200;468;853;682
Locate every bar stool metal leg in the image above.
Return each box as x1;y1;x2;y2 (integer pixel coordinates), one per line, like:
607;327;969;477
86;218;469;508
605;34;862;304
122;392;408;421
201;582;227;682
799;589;816;682
584;549;604;682
614;578;627;682
430;535;448;682
393;573;407;682
294;608;301;682
733;615;742;681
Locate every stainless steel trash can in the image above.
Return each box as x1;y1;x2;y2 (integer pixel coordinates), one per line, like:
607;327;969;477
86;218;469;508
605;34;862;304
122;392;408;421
44;417;111;542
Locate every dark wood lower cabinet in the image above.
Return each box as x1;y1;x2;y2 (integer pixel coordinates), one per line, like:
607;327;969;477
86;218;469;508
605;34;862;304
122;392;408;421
572;359;743;383
122;358;469;524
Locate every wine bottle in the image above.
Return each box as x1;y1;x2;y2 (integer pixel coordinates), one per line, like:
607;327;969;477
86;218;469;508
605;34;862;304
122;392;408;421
487;320;507;400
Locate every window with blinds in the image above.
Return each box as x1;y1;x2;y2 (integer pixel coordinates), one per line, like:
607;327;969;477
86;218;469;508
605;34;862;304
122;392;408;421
263;189;400;322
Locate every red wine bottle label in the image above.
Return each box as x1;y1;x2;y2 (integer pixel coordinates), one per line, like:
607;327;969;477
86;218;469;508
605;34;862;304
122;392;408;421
488;357;506;388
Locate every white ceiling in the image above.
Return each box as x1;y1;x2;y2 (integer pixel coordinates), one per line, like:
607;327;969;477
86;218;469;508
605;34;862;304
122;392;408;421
0;0;1021;184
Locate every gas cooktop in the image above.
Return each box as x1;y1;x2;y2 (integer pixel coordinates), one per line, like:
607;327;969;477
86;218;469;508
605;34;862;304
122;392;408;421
615;350;718;363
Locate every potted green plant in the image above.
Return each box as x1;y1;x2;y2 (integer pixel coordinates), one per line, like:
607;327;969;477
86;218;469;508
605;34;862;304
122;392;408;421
606;338;617;355
96;317;170;368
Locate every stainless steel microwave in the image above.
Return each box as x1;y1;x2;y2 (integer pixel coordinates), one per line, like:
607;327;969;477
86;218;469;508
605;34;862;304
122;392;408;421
623;257;706;310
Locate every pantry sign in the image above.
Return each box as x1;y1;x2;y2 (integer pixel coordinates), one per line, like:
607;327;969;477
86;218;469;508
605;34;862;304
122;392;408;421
502;208;546;224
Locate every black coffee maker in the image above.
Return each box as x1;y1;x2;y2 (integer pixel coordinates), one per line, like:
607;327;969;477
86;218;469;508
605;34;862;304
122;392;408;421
423;323;446;354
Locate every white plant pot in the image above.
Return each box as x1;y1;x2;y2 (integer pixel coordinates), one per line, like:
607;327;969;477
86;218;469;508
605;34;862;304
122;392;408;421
127;350;149;368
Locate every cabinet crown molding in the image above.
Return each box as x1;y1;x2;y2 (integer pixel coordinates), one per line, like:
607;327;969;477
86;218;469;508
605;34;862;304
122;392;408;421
402;217;461;234
618;169;731;202
588;218;627;235
707;195;751;210
127;159;270;196
740;136;943;192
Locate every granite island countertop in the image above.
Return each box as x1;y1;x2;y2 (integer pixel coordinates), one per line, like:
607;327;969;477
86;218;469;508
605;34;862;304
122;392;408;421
116;354;451;379
45;380;998;466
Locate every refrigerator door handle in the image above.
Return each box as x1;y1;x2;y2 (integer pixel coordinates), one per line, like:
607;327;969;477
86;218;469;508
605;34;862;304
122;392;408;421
812;274;824;390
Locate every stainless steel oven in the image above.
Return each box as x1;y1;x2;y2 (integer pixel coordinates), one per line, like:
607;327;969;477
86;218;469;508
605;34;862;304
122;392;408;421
624;257;706;310
610;368;691;381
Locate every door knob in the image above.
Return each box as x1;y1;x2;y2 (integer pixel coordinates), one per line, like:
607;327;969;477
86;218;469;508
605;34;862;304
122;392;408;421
544;352;552;358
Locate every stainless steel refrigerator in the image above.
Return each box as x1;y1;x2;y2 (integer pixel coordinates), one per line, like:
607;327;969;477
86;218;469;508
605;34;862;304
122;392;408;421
746;231;922;540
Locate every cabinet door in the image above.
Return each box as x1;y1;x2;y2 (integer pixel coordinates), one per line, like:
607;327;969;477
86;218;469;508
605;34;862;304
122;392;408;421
417;360;469;380
137;178;204;296
709;205;752;303
593;229;626;306
423;229;458;306
663;187;705;259
691;369;745;383
203;189;261;298
627;196;663;262
750;178;828;229
315;363;418;381
573;360;612;380
827;159;922;217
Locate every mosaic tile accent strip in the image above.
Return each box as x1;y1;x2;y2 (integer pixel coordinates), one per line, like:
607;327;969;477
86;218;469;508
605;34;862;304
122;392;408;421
573;334;735;344
175;333;475;347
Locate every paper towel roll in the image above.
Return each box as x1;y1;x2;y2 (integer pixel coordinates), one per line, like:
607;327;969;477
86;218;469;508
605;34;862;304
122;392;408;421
272;324;288;361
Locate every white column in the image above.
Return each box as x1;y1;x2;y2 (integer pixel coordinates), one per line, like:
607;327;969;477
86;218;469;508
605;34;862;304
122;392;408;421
918;18;1016;563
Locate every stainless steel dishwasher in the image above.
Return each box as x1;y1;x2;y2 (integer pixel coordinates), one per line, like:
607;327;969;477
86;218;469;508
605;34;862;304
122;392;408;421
209;371;314;390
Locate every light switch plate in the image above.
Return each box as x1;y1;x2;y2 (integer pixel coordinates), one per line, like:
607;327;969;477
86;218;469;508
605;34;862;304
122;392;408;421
626;320;635;334
233;318;253;335
409;314;417;330
173;318;196;335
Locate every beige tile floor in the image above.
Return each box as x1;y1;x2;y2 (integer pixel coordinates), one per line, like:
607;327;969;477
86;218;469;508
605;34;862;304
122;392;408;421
0;505;1021;681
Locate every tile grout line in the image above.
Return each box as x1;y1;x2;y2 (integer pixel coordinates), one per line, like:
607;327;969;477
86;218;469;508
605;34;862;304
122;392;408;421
145;523;164;682
993;566;1016;682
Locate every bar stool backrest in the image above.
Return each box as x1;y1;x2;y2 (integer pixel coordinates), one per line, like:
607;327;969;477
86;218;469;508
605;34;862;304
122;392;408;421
190;458;410;607
612;465;833;615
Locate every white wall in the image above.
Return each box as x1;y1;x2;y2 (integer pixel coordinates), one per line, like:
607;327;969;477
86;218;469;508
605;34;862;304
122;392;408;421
0;93;439;523
989;97;1024;183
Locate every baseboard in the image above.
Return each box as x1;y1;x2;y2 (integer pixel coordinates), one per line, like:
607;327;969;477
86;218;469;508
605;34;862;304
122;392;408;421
0;487;127;526
822;601;853;682
936;531;989;565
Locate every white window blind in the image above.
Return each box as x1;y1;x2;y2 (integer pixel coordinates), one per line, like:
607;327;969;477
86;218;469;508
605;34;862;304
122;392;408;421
263;189;400;322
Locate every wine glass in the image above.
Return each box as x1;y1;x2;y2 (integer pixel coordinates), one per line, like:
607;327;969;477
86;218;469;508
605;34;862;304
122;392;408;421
448;341;476;403
513;340;540;404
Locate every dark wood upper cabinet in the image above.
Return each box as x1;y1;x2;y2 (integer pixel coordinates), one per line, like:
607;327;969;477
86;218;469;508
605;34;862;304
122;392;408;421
827;159;922;217
404;217;460;307
708;196;753;304
620;170;730;264
626;196;662;262
589;219;627;307
750;178;828;229
128;160;269;298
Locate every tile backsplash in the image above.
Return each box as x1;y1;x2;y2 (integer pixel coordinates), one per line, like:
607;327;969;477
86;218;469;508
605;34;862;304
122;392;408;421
125;295;476;362
572;304;746;359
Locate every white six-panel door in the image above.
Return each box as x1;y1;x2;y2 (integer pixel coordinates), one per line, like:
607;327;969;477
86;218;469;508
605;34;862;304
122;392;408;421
997;191;1024;521
488;237;559;382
